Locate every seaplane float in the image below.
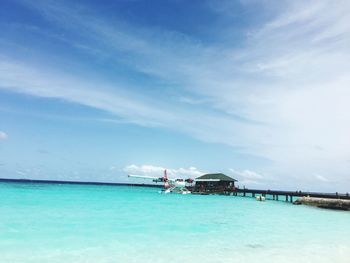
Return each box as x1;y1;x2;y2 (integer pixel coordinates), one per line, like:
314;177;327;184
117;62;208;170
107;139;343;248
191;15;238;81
128;169;194;194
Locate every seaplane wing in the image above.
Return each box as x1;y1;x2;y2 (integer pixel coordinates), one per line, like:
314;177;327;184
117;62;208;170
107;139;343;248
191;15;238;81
128;174;172;183
128;174;160;180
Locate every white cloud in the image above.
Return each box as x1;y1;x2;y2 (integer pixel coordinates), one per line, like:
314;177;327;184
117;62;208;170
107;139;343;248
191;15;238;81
123;164;204;179
15;170;26;176
0;131;8;140
239;179;262;187
1;0;350;189
229;168;266;187
109;166;117;171
0;59;172;127
229;168;264;180
314;174;330;183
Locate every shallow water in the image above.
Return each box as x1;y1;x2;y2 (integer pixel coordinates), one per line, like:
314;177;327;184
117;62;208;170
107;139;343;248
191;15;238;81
0;182;349;263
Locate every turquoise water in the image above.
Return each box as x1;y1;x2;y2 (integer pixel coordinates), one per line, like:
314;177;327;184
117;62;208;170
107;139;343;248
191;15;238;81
0;182;349;263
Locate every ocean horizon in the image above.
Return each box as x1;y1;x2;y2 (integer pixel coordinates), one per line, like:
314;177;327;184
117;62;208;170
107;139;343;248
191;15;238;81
1;181;349;263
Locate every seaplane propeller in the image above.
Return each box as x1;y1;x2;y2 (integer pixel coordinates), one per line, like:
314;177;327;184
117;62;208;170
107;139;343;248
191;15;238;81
185;178;194;184
128;169;193;194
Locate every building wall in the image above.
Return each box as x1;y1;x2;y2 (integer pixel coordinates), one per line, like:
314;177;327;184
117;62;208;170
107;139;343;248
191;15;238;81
193;181;235;193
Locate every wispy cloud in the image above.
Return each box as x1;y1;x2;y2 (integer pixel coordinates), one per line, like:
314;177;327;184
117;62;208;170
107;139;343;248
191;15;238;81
230;168;264;180
124;164;204;179
314;174;330;183
1;0;350;189
229;168;266;186
0;131;8;140
0;58;171;127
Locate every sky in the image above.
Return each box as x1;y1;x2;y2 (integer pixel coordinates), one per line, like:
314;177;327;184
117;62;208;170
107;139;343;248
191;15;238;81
0;0;350;192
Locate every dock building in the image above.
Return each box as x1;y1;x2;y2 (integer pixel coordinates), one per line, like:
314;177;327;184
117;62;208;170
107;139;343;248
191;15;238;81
193;173;237;194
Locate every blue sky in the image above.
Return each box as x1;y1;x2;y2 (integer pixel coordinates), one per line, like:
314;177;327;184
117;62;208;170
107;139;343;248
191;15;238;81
1;0;350;191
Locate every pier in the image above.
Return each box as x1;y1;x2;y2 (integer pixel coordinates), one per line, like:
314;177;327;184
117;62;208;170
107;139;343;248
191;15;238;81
230;188;350;202
190;173;349;203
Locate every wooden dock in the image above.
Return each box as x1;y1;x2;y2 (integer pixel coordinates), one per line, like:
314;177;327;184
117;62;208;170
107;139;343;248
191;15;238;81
229;188;350;202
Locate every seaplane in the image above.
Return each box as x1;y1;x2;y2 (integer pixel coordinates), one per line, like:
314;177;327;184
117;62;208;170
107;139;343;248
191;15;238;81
128;169;194;194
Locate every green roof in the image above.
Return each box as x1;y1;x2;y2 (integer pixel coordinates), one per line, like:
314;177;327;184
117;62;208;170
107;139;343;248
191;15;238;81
196;173;237;182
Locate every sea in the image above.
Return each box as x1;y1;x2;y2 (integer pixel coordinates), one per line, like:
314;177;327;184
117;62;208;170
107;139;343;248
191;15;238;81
0;182;349;263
